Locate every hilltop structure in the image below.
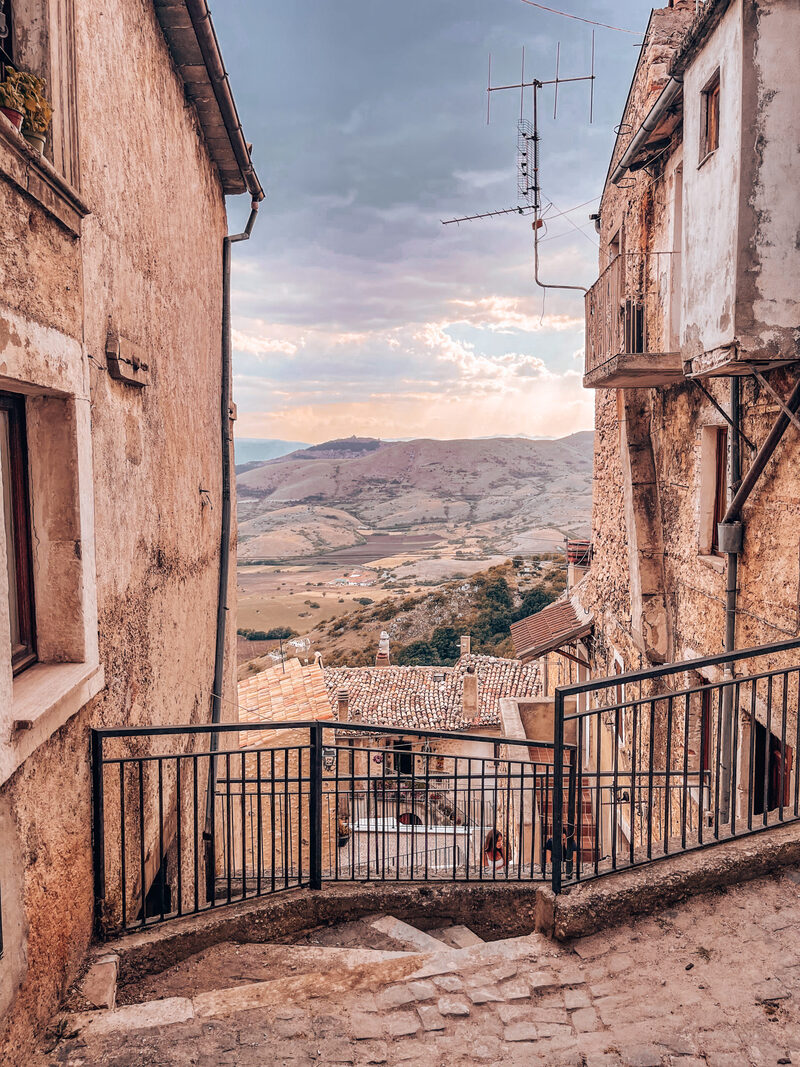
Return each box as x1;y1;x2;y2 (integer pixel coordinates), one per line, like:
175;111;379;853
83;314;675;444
0;1;261;1059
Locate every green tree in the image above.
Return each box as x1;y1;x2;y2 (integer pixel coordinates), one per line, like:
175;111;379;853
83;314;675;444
395;640;438;666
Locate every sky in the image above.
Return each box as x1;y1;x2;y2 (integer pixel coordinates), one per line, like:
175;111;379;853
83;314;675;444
212;1;657;444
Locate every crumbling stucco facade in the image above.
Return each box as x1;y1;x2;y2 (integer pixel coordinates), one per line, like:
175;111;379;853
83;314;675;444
0;2;261;1061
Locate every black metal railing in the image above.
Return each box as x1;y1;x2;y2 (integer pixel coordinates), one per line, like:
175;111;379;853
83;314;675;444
91;721;574;936
551;637;800;892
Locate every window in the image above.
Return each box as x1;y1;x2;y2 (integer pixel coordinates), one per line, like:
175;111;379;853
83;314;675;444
699;425;728;558
700;70;720;160
0;0;12;78
0;393;36;675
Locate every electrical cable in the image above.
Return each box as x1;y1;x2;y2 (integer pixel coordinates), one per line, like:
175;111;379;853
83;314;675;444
518;0;643;36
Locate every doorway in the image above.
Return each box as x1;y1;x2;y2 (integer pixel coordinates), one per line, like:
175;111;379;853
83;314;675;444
752;721;793;815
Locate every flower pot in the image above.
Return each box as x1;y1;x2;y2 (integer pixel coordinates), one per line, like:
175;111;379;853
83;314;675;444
23;131;45;154
337;834;350;849
0;107;23;130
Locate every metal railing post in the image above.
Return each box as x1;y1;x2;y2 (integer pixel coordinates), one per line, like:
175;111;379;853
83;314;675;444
309;722;323;889
552;689;565;894
90;730;106;935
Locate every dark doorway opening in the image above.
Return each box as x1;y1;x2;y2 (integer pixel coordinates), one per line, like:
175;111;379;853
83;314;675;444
394;741;414;776
752;721;793;816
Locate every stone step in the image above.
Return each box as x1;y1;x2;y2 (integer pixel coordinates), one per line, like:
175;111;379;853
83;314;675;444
64;929;549;1041
117;941;413;1005
427;925;485;949
368;914;450;952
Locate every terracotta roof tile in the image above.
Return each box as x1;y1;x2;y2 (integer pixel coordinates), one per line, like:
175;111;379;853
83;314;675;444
323;654;541;732
510;599;593;662
237;658;334;748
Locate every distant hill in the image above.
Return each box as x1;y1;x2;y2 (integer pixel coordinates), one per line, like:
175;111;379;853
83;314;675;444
234;438;309;470
236;433;594;561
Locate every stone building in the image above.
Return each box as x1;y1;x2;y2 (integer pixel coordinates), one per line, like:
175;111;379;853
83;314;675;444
235;645;556;883
514;0;800;860
0;1;261;1060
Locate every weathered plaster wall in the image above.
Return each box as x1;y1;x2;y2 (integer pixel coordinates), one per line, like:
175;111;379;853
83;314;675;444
735;0;800;361
0;0;236;1060
680;1;743;360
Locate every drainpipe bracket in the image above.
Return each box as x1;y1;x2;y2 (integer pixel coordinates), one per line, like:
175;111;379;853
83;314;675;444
717;522;744;555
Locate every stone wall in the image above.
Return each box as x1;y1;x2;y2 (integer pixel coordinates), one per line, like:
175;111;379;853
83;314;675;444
0;0;236;1060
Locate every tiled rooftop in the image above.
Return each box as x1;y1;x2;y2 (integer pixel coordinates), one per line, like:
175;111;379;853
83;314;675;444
237;658;333;748
237;654;542;739
323;654;541;732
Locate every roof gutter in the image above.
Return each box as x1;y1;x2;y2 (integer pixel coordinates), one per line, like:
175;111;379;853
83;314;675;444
609;75;682;186
183;0;264;202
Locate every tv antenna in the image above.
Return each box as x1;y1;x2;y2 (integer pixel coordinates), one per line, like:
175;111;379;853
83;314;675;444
441;36;595;228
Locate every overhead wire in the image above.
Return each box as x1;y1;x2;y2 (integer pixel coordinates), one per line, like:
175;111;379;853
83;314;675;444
518;0;643;36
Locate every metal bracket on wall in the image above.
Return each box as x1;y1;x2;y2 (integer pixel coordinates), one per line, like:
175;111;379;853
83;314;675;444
746;367;800;437
693;378;756;452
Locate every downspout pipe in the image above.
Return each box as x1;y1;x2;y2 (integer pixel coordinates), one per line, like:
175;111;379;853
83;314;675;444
717;374;800;820
719;376;741;821
609;76;682;187
204;198;260;901
211;198;260;726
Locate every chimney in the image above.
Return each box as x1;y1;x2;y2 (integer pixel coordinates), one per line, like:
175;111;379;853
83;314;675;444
376;630;391;667
462;665;479;721
337;689;350;721
460;635;471;658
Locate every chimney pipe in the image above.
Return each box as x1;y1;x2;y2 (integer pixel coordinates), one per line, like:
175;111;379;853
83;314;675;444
337;689;350;721
376;630;391;667
460;635;471;658
462;665;479;721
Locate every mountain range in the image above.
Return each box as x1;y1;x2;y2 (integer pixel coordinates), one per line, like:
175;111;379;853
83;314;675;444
235;433;594;562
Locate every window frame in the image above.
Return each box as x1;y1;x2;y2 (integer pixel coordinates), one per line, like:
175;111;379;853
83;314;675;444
0;391;37;675
700;69;721;163
0;0;13;76
710;426;728;556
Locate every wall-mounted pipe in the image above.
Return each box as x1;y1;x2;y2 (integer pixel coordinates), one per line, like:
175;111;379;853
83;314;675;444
609;76;683;187
205;198;261;900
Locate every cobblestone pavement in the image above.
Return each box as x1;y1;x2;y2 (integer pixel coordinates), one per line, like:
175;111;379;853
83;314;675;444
39;869;800;1066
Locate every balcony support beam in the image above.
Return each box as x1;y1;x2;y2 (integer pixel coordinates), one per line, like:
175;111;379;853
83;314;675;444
693;379;756;452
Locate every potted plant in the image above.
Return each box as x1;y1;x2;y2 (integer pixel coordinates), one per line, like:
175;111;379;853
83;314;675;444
0;68;25;131
337;818;351;849
18;70;52;154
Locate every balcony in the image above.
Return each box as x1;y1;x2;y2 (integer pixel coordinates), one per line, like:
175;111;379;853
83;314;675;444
584;252;684;389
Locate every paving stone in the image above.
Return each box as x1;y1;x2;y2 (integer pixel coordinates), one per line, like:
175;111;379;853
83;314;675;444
471;1036;503;1061
571;1006;601;1033
754;979;791;1003
356;1042;388;1064
617;1045;664;1067
498;1004;533;1025
504;1022;539;1042
379;985;418;1009
274;1017;312;1038
583;1055;623;1067
564;987;591;1010
467;986;504;1004
350;1014;386;1041
502;980;532;1001
385;1012;420;1037
489;962;519;982
437;996;470;1017
405;981;436;1002
433;974;464;993
313;1039;355;1063
416;1004;446;1032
